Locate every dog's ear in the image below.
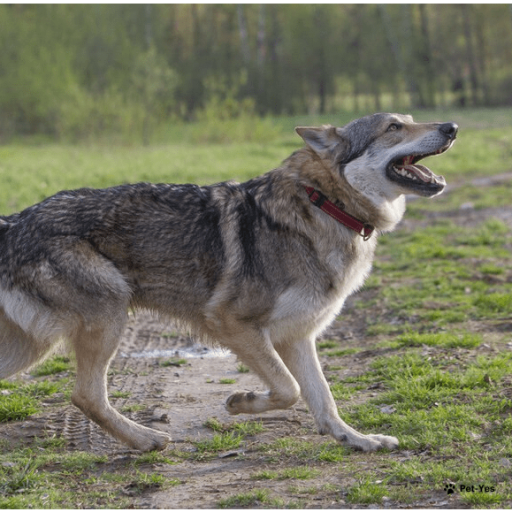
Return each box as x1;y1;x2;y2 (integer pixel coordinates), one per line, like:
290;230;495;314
295;125;348;160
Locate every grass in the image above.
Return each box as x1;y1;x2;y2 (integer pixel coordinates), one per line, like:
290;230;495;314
252;466;320;481
218;489;283;509
219;377;236;384
31;356;71;377
193;432;244;454
160;358;187;367
1;107;512;215
0;380;60;422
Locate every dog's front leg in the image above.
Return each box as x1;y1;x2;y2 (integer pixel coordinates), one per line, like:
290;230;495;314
222;328;301;415
276;337;399;452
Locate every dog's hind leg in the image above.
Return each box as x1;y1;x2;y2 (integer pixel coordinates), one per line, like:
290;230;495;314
224;328;301;415
276;337;399;452
70;311;171;452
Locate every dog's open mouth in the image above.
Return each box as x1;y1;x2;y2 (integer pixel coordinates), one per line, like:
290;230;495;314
387;144;451;196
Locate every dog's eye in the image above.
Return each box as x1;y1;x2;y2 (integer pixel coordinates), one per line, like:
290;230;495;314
387;123;402;132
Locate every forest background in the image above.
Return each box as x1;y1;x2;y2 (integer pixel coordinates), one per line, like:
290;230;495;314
1;4;512;145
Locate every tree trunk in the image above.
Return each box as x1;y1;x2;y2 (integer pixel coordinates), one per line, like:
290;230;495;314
418;4;436;107
236;5;250;65
461;4;480;105
257;5;266;70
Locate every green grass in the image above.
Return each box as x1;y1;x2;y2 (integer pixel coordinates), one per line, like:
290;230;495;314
252;466;320;481
193;432;244;454
31;356;71;377
0;142;292;214
0;381;59;422
1;107;512;215
218;489;283;509
160;358;187;367
120;404;146;413
236;362;250;373
334;349;512;477
362;217;512;332
346;479;388;505
219;377;237;384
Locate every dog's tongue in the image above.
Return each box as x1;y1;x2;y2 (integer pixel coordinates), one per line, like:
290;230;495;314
400;155;444;184
403;163;434;183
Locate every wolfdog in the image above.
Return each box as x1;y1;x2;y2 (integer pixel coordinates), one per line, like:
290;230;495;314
0;113;457;452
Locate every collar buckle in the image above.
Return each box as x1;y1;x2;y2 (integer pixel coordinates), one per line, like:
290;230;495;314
308;188;327;208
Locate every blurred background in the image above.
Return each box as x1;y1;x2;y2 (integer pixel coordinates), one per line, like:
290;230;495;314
1;4;512;145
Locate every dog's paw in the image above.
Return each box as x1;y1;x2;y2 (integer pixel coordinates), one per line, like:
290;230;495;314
365;433;399;451
129;431;172;452
344;433;399;452
225;391;256;415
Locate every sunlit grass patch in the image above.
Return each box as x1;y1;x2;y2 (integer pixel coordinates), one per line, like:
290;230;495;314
330;382;361;401
133;451;177;466
31;356;71;377
160;358;187;367
219;378;236;384
193;432;243;453
340;351;512;450
218;489;283;509
325;348;359;358
0;381;59;422
120;404;146;413
474;292;512;315
394;331;482;349
346;479;388;504
318;340;339;350
252;466;320;481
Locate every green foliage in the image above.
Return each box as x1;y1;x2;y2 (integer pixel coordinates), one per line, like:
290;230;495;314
2;5;512;142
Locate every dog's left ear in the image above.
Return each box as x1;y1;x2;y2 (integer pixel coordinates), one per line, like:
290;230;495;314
295;125;348;160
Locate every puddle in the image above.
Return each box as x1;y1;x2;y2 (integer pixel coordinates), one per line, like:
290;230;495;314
121;346;232;360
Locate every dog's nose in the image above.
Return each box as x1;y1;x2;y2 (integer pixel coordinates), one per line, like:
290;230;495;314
439;122;458;139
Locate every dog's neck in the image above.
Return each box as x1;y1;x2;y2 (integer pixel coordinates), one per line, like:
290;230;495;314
287;148;406;233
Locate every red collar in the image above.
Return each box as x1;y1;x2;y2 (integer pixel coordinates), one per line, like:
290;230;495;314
303;186;374;241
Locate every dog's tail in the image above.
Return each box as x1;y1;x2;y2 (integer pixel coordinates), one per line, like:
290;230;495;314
0;309;58;379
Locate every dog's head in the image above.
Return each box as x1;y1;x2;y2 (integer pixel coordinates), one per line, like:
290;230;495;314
296;113;457;201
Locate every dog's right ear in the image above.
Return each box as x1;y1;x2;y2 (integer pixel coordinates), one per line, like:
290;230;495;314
295;125;348;161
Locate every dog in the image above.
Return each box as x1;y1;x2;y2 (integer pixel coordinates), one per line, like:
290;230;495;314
0;113;457;452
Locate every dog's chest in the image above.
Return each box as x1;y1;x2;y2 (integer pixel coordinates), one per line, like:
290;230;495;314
324;233;376;292
269;235;376;333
